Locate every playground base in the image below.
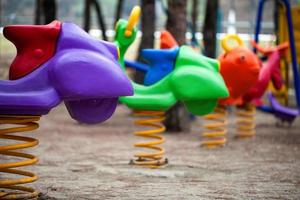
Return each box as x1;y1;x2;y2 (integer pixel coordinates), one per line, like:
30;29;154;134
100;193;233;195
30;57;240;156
17;104;300;199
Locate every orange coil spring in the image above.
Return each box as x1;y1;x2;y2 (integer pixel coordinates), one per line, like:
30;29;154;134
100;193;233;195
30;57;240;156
201;105;228;148
235;104;256;138
130;110;168;169
0;115;40;200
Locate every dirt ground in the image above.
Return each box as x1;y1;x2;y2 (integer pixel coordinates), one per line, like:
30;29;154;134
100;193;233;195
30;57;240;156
2;104;300;199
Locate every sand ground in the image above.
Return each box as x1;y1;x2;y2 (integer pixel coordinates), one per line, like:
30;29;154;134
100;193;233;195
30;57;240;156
2;104;299;199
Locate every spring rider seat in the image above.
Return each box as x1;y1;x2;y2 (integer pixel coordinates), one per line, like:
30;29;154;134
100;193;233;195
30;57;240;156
124;30;179;86
0;21;133;199
115;7;229;168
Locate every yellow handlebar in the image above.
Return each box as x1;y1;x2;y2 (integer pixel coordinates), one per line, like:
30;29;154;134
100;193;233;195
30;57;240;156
125;6;141;37
221;34;244;53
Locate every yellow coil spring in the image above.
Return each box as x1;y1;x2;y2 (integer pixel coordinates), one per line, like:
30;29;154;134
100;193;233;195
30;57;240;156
235;104;256;138
0;115;40;200
130;110;168;169
201;105;228;148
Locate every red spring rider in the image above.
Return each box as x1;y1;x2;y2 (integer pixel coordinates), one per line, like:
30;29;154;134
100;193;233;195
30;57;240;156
236;41;288;136
201;34;260;147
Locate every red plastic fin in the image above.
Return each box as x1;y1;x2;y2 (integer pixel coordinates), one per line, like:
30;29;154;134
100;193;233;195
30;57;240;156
4;20;62;80
160;30;178;49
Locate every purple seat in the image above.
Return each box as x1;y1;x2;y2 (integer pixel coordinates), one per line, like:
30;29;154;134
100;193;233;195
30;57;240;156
268;93;299;123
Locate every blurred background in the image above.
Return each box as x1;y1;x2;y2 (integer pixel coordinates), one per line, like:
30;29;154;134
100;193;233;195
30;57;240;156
2;0;299;32
0;0;299;70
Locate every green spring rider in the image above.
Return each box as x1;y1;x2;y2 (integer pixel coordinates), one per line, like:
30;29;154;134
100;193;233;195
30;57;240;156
115;6;229;168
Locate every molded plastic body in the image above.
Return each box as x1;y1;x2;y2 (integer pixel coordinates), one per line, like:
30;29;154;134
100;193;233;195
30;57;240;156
4;21;61;80
0;22;133;124
160;30;179;49
115;19;228;115
125;30;178;86
255;0;300;110
218;47;260;105
141;48;178;86
268;93;298;123
243;42;286;104
125;60;149;72
124;48;178;86
118;35;228;115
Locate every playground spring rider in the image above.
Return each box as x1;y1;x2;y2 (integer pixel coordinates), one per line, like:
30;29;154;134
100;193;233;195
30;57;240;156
116;8;168;168
126;31;228;148
115;7;229;168
202;34;260;146
220;36;261;139
254;0;300;124
0;21;133;199
239;40;288;136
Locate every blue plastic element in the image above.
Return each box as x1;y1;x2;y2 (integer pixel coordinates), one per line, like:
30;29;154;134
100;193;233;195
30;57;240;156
142;47;178;85
125;47;179;86
254;0;300;110
125;60;149;72
257;105;274;114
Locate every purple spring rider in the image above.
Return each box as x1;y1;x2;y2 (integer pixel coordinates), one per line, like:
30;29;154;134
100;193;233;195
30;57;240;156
0;21;133;124
0;21;133;198
255;0;300;124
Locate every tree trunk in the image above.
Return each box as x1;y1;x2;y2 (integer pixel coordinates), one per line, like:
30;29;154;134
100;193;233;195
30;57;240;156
84;0;92;32
166;0;187;45
135;0;155;84
43;0;56;24
92;0;107;41
0;0;2;25
114;0;124;26
191;0;199;45
35;0;42;25
35;0;56;25
165;0;190;132
202;0;219;58
83;0;107;40
164;102;191;132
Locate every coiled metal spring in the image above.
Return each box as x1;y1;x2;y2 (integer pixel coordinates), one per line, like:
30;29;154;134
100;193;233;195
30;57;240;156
130;110;168;168
201;105;228;148
235;104;256;138
0;115;40;199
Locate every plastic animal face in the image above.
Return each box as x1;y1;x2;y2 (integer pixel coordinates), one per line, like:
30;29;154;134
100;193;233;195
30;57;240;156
218;47;260;104
242;41;287;104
